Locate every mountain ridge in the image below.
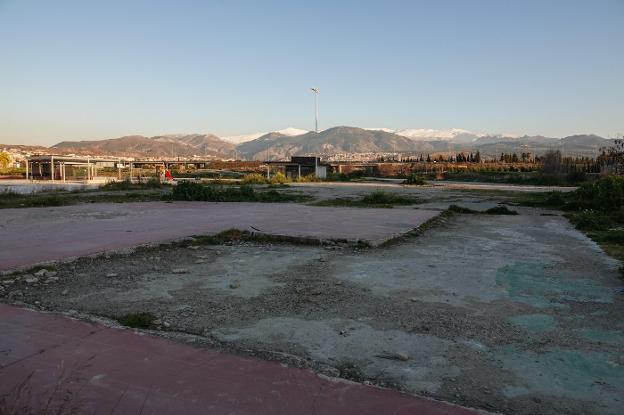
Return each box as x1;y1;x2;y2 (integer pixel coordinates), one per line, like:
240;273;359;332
21;127;614;159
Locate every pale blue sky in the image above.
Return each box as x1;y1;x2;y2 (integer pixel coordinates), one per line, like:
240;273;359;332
1;0;622;146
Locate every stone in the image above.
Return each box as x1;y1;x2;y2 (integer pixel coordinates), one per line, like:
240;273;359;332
8;290;24;300
105;273;119;278
1;279;15;285
34;269;48;277
188;246;200;250
172;268;189;274
24;277;39;284
46;271;58;278
195;260;205;264
163;321;171;328
61;289;69;296
45;277;60;283
153;319;162;325
230;282;241;289
395;352;409;361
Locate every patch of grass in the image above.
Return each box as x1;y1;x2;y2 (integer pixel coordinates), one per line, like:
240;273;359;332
447;204;518;215
313;191;421;208
484;205;519;215
443;171;588;186
100;178;164;191
168;181;307;203
447;204;479;214
361;190;416;205
189;228;330;247
402;174;426;185
116;312;157;329
0;191;69;208
0;188;167;209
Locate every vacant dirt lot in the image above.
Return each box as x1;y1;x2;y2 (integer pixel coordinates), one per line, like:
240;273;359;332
2;183;623;415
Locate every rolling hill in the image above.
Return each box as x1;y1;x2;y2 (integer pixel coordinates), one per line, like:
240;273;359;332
52;134;235;158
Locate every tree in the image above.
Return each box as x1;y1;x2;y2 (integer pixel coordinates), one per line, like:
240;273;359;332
0;152;10;169
605;137;624;174
541;150;563;174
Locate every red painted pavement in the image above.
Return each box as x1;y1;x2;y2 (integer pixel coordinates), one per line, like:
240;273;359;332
0;304;480;415
0;202;439;272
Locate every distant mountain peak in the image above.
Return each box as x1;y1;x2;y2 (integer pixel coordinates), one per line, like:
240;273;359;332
364;127;485;142
223;127;308;144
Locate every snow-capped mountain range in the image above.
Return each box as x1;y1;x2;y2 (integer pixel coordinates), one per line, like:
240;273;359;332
225;127;504;144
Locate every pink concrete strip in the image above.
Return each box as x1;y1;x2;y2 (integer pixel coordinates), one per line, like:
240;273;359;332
0;202;439;271
0;304;480;415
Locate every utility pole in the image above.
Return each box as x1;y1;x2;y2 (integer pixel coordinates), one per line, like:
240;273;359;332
310;87;320;175
310;87;319;133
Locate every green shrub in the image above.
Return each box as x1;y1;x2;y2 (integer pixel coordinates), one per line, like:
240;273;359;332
572;176;624;211
403;174;426;185
169;181;305;203
241;173;268;185
565;209;614;231
270;172;289;185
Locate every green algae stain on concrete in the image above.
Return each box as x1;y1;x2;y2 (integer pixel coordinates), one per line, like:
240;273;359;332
510;314;557;332
577;328;624;346
495;262;612;308
497;346;624;414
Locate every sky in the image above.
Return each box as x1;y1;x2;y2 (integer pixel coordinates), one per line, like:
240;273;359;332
1;0;622;146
